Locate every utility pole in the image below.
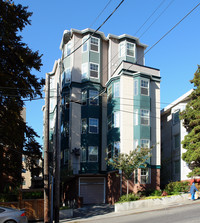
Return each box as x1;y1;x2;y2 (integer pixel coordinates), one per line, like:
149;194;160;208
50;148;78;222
44;73;50;223
54;82;61;222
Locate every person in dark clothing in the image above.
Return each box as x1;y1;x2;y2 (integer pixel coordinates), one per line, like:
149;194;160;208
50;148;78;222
190;182;199;200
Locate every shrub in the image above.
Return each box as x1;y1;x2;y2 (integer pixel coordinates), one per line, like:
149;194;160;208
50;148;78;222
150;190;162;196
117;193;140;203
164;181;190;195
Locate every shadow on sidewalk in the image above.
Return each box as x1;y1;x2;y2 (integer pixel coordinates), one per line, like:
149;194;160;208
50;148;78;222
72;204;114;220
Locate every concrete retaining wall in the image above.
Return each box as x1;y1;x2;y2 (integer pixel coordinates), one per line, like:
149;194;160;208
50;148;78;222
115;193;189;212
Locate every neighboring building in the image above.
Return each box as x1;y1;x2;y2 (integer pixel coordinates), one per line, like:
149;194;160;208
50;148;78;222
161;89;193;186
46;28;161;204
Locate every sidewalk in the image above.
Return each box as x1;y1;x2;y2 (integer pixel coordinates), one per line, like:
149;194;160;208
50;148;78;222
60;195;200;223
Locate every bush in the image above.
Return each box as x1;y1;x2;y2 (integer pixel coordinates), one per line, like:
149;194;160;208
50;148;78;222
117;193;140;203
150;190;162;196
164;181;190;195
22;191;43;199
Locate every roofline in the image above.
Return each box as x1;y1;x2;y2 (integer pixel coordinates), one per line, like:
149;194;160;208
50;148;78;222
161;89;193;114
59;28;148;49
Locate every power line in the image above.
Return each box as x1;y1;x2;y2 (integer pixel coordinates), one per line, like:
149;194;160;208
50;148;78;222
121;2;200;76
134;0;167;36
63;0;125;60
138;0;175;39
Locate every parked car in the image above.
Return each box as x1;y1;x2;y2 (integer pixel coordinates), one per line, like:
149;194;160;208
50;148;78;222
0;206;28;223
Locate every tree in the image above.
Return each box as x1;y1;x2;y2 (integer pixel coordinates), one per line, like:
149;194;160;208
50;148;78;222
0;0;44;191
180;65;200;178
107;147;152;196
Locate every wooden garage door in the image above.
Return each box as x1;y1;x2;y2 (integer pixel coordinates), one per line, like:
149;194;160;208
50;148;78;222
79;177;105;204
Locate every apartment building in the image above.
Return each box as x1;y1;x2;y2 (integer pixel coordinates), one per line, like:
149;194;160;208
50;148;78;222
161;89;194;186
46;28;161;204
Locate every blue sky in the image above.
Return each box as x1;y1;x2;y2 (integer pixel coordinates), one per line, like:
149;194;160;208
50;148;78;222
13;0;200;145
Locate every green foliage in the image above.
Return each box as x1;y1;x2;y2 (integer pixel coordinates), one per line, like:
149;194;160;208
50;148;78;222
107;147;152;181
117;193;140;203
164;181;190;195
22;191;43;199
0;0;44;191
179;65;200;177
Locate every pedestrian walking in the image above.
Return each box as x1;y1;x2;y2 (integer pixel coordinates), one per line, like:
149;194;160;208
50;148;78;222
190;182;198;201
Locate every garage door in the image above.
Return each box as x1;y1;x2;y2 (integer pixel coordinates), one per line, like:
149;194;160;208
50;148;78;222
79;177;105;204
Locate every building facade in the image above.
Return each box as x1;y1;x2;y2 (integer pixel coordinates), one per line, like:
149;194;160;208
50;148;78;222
161;90;193;186
46;28;161;204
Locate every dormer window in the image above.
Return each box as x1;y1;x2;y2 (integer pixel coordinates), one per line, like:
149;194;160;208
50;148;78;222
119;41;136;58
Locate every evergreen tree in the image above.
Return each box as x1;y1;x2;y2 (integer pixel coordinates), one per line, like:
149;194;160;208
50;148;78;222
180;65;200;177
0;0;44;191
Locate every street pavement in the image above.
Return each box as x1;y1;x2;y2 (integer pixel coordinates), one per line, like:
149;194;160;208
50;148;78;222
60;198;200;223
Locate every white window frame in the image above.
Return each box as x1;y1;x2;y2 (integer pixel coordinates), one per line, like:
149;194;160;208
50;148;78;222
141;168;150;184
134;79;138;95
114;141;120;157
114;111;120;128
119;41;136;58
82;63;88;80
173;110;180;125
114;82;120;98
64;42;71;57
81;118;87;134
134;139;138;150
90;37;99;53
88;146;98;162
134;109;138;126
90;63;99;79
65;67;71;83
89;90;99;105
141;139;150;149
89;118;99;134
141;109;150;126
81;89;87;105
141;79;149;96
82;36;88;52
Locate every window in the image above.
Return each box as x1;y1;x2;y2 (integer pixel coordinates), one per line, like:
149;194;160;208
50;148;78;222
134;169;138;184
141;139;150;149
81;118;87;134
119;41;135;58
134;139;138;150
82;36;88;52
64;42;71;57
134;109;138;125
127;42;135;57
89;118;98;134
81;89;87;105
90;37;99;52
114;82;120;98
114;142;120;157
141;79;149;96
141;109;150;125
119;42;125;57
107;85;112;101
64;121;69;135
141;168;149;184
114;112;120;128
107;115;112;131
81;148;87;162
65;68;71;83
89;90;99;105
108;144;112;159
174;134;180;150
82;63;88;80
134;80;138;95
65;93;70;109
173;110;180;125
88;146;98;162
90;63;99;78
